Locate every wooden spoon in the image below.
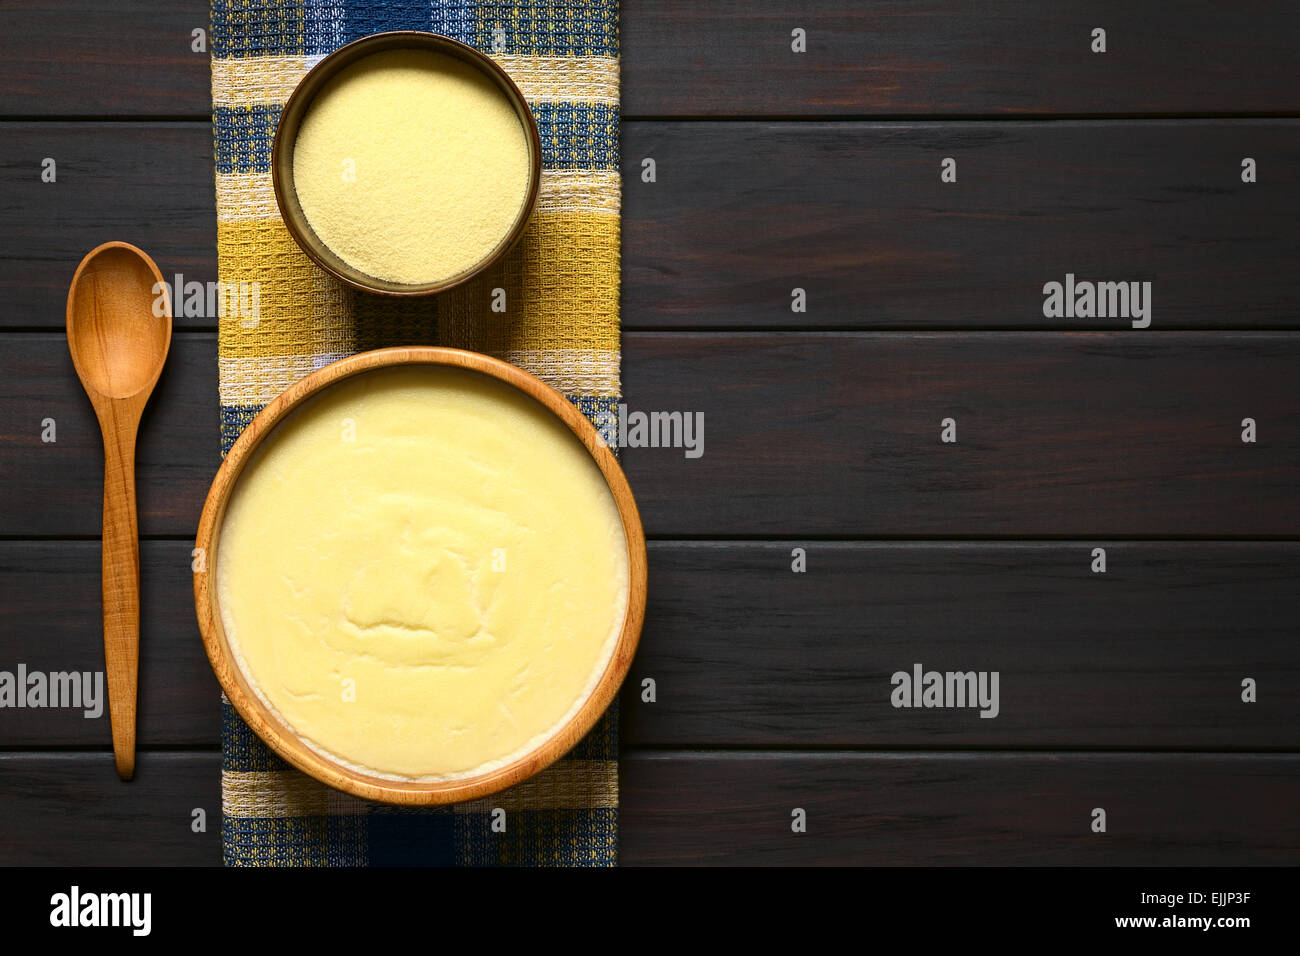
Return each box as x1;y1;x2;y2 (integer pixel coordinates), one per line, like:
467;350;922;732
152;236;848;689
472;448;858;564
66;242;172;781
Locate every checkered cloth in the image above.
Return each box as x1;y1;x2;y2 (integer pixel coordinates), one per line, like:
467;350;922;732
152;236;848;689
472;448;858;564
210;0;621;866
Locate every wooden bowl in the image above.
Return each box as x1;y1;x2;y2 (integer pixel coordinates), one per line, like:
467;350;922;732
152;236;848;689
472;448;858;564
271;31;542;296
194;347;646;805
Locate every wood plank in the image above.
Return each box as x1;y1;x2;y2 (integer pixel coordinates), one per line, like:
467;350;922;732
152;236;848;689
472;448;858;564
0;333;218;537
6;539;1294;750
5;331;1300;538
623;120;1300;329
5;120;1299;331
5;2;1300;118
0;753;220;866
622;0;1300;117
620;331;1300;537
624;542;1300;749
0;542;219;746
0;1;210;117
0;123;216;330
1;752;1294;865
619;753;1300;865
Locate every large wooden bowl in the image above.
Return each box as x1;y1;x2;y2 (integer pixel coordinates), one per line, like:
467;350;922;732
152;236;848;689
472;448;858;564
194;347;646;805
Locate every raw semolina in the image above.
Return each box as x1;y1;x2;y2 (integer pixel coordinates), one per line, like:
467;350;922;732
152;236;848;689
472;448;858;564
292;49;531;285
216;365;630;780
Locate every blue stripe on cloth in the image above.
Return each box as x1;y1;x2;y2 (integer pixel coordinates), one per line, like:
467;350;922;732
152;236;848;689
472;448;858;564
430;1;478;44
222;696;291;772
224;815;369;866
456;808;618;866
335;0;438;45
531;102;619;169
213;105;281;175
212;0;305;58
474;1;618;56
213;1;618;59
303;0;348;55
212;100;619;176
220;403;265;456
223;808;618;867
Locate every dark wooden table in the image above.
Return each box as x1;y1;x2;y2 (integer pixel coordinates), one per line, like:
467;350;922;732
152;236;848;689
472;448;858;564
1;1;1298;865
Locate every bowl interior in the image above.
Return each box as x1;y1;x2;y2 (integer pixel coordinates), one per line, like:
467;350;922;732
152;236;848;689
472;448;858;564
196;348;646;805
272;32;542;297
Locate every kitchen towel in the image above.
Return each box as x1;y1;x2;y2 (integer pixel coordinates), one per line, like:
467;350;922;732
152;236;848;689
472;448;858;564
211;0;621;866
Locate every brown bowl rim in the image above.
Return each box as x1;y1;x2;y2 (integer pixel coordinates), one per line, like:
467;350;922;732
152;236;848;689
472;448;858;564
194;347;647;805
270;31;543;297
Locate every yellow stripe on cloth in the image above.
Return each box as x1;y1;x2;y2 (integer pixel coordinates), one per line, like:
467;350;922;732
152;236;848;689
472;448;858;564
216;218;353;357
439;212;620;362
216;213;618;392
223;760;619;817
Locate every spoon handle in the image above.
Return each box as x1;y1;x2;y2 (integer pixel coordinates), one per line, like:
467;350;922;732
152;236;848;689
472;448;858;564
98;404;140;782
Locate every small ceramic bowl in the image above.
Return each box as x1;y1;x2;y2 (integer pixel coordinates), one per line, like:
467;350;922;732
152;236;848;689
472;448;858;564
194;347;647;805
271;32;542;296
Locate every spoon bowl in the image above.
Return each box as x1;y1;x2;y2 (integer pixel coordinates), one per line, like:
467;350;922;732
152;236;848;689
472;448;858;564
67;243;171;400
